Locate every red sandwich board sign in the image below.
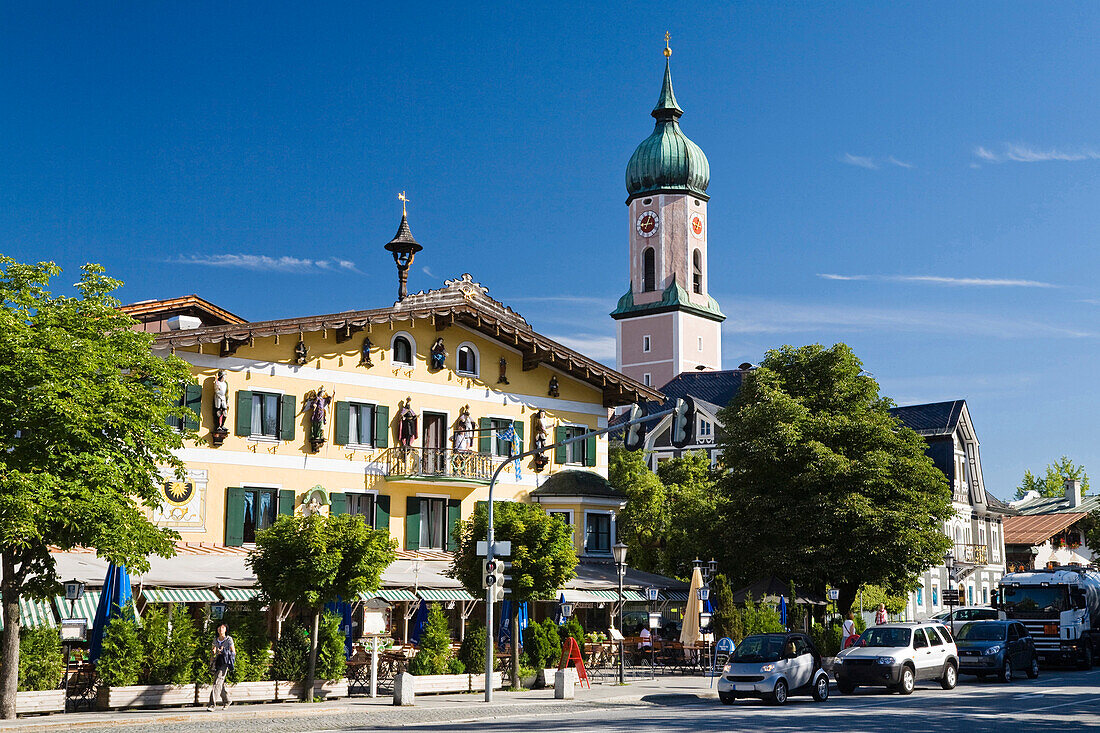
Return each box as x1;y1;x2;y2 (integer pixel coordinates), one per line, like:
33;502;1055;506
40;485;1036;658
557;637;590;688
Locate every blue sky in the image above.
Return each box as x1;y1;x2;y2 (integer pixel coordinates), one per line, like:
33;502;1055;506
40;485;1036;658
3;2;1099;499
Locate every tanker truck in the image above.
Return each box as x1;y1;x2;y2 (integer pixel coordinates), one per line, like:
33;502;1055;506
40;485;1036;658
995;566;1100;669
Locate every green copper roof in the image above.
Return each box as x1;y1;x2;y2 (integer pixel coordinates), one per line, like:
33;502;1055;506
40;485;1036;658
610;279;726;323
626;58;710;201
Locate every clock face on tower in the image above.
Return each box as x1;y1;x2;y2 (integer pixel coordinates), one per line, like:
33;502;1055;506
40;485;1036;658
690;213;705;239
636;210;659;237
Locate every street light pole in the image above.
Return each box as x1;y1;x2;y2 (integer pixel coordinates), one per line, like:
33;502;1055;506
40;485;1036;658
613;542;628;685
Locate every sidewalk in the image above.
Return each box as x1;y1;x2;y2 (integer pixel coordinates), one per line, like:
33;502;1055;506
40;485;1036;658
0;676;719;732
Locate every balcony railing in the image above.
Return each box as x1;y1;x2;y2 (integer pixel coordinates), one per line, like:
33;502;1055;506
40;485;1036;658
954;543;989;566
381;447;496;482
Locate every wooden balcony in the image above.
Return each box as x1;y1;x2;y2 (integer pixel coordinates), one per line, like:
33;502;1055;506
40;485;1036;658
380;447;496;483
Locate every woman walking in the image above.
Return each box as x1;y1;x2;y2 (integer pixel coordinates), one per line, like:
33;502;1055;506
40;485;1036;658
208;622;236;710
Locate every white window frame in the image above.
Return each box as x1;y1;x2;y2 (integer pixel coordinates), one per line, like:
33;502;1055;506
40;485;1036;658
248;388;285;442
342;488;379;523
642;335;651;353
455;342;480;377
391;331;416;367
931;581;940;609
992;525;1001;560
643;373;652;387
583;509;614;555
548;509;574;544
698;418;712;438
415;492;450;551
346;400;377;449
562;423;589;466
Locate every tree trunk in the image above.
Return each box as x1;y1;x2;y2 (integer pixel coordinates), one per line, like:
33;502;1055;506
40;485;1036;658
0;554;22;719
509;602;520;689
304;609;320;701
837;583;859;619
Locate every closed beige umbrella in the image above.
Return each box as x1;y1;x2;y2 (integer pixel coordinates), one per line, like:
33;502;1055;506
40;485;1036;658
679;566;703;646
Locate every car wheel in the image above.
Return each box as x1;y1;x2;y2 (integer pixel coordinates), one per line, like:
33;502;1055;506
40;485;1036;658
898;666;915;695
1026;655;1040;679
719;691;735;705
770;679;788;705
999;660;1012;684
837;680;856;694
1079;645;1093;671
812;675;829;702
941;662;958;690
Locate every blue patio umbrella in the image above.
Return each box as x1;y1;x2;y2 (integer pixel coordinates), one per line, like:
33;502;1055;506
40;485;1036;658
410;600;429;645
324;599;355;658
88;563;137;662
498;601;529;645
779;595;788;628
555;593;566;625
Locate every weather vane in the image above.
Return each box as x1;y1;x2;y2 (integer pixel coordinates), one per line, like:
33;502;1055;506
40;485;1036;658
398;190;410;217
664;31;671;58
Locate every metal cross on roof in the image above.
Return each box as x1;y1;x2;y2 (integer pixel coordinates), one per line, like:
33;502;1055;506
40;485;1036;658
398;190;410;216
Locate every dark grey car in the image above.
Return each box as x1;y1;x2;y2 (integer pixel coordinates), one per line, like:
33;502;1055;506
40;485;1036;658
956;620;1039;682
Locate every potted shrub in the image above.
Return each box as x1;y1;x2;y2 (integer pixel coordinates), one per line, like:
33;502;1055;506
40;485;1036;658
405;604;499;694
16;626;65;714
272;615;347;700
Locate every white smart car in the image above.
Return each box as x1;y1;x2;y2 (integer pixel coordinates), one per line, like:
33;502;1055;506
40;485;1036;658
717;632;830;705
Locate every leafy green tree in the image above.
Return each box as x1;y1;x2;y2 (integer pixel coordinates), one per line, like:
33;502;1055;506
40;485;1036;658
17;627;63;692
857;584;908;616
611;447;723;579
98;616;143;687
408;604;452;676
718;344;953;616
1015;456;1090;499
0;258;190;716
521;620;556;669
315;611;347;681
711;574;741;642
450;502;576;688
540;619;562;662
138;604;173;685
249;513;396;699
786;580;806;632
458;622;489;673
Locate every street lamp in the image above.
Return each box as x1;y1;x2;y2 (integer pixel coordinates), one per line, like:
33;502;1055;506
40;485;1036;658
613;542;628;685
707;558;717;580
943;550;957;635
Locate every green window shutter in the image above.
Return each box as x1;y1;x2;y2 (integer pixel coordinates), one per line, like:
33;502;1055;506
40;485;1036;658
334;401;350;445
225;488;245;547
475;500;487;518
235;390;252;436
374;405;390;448
405;497;420;551
279;489;296;516
479;418;492;454
512;420;524;453
329;492;347;515
445;499;461;551
184;384;202;431
585;431;597;467
375;494;390;533
554;427;567;464
279;395;296;440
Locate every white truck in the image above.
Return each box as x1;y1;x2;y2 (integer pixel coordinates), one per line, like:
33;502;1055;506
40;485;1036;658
995;567;1100;669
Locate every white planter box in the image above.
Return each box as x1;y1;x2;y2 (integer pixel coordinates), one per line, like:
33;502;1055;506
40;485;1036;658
405;672;503;694
16;689;65;715
197;680;278;705
97;683;197;710
279;679;349;701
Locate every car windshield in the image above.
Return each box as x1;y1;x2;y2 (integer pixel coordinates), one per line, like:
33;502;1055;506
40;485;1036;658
1001;586;1068;615
956;622;1006;641
731;635;783;663
857;628;912;648
955;608;997;621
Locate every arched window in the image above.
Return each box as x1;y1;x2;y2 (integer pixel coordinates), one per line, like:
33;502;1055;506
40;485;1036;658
692;249;703;294
392;335;413;366
457;343;478;376
642;247;655;292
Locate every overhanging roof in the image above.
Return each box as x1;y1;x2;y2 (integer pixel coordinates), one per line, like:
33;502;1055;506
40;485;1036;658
1004;513;1088;546
150;274;662;407
121;294;247;326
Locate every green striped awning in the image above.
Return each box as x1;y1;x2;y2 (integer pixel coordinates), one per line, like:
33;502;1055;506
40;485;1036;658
362;589;418;603
218;588;259;602
417;588;477;602
0;598;57;630
54;591;101;623
585;590;621;602
661;590;688;602
621;589;646;602
143;588;220;604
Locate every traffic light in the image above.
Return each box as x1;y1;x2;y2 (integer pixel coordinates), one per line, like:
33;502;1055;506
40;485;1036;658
670;396;695;448
623;403;648;451
483;558;506;601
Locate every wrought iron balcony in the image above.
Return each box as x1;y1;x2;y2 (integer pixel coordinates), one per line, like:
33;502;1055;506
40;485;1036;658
381;447;496;483
954;543;989;566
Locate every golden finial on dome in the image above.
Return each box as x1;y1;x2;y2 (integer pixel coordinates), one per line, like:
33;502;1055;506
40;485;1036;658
664;31;671;58
398;190;410;217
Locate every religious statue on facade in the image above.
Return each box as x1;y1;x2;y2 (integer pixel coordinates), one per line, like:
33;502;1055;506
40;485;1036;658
548;375;560;398
532;409;551;472
399;397;419;447
358;336;374;367
497;357;510;385
453;405;476;452
211;369;229;446
307;386;335;451
294;339;309;365
429;338;447;371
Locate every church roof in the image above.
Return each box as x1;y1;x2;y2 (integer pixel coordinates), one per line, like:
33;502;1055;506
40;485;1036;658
610;278;725;322
150;274;663;408
625;56;710;202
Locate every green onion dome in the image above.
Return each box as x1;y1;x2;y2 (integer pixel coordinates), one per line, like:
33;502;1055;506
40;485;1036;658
625;57;710;202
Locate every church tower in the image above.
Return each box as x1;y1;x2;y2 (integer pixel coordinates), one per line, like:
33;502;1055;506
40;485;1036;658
612;40;725;388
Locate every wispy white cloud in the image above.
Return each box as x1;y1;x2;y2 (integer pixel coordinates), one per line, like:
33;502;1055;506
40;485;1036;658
421;266;437;279
839;154;913;170
715;297;1095;339
545;333;617;362
817;273;1058;288
173;254;360;273
973;144;1100;164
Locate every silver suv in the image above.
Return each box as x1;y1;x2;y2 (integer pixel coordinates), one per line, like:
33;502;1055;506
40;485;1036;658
834;623;959;695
